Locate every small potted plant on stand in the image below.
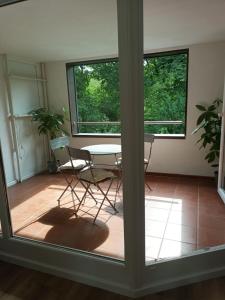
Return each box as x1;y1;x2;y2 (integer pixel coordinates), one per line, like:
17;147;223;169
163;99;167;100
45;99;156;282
29;107;68;173
193;98;222;181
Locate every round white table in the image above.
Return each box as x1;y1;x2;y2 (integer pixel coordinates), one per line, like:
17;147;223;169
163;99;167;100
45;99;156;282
81;144;121;156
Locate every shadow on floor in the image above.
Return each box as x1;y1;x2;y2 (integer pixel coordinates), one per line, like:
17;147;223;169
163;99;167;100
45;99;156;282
16;206;110;252
44;217;109;251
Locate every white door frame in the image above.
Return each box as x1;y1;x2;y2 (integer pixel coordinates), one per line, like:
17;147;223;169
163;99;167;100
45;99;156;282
117;0;145;289
218;78;225;203
1;1;225;298
0;0;144;297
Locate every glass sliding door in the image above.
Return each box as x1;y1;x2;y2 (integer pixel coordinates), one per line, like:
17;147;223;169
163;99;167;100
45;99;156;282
143;51;189;263
1;0;124;261
143;1;225;264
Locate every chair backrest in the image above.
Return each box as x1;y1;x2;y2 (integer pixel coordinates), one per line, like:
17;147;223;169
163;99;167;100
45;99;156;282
50;136;70;151
66;146;92;166
144;134;154;171
144;134;154;144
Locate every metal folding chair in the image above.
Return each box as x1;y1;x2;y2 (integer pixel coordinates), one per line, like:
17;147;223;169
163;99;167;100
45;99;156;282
50;136;87;209
67;146;118;223
115;134;155;194
144;134;155;191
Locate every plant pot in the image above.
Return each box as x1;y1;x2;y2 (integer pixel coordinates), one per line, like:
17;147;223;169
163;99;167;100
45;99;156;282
47;160;58;174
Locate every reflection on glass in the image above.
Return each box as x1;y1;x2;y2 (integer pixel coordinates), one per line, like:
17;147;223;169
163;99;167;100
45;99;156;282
0;1;124;260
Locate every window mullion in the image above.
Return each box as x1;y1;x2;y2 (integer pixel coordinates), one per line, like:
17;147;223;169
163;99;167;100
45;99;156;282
66;66;78;134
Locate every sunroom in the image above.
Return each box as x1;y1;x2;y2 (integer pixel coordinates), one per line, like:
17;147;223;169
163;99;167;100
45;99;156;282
0;0;225;297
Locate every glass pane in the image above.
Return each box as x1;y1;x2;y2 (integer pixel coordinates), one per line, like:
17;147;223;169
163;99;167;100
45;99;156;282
143;51;191;263
1;0;124;261
73;53;188;136
74;61;120;134
144;3;224;263
144;53;188;135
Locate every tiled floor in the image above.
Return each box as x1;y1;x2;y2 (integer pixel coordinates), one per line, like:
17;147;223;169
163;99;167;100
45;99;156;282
145;175;225;261
6;173;225;262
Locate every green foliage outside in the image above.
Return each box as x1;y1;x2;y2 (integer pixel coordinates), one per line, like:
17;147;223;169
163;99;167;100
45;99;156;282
74;53;188;134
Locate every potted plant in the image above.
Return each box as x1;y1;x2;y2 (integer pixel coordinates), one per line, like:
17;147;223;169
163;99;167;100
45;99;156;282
29;107;68;173
192;98;222;178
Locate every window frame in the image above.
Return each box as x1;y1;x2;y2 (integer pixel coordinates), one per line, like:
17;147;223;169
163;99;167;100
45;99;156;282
66;48;189;139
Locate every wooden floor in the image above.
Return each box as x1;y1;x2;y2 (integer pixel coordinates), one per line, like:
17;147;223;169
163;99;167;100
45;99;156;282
4;173;225;261
1;260;225;299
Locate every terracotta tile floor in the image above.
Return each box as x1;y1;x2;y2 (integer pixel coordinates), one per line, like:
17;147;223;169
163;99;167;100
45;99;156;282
145;175;225;261
5;173;225;262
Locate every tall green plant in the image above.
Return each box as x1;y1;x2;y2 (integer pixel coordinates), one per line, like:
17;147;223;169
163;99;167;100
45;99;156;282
193;98;222;167
29;107;68;139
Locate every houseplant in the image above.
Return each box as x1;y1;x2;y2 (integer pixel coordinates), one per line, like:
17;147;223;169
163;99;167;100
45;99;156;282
29;107;68;172
192;98;222;174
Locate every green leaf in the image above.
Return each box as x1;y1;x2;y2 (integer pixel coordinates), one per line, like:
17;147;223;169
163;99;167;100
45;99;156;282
205;153;210;160
196;105;206;111
206;151;216;163
196;113;206;125
208;105;215;111
213;98;222;107
203;139;207;148
192;121;206;134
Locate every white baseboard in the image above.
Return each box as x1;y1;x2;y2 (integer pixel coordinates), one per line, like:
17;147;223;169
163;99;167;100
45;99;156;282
0;251;133;298
7;179;17;187
134;265;225;297
1;249;225;299
6;169;46;186
20;168;47;182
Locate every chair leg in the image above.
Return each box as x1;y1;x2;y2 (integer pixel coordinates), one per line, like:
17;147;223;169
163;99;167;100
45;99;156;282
144;171;153;192
76;182;91;214
86;187;98;204
71;191;78;217
145;181;152;192
70;179;83;203
70;176;95;204
115;168;122;202
102;179;118;212
115;178;122;201
57;183;71;207
89;186;95;194
93;179;118;224
57;174;80;206
77;181;97;205
81;182;88;205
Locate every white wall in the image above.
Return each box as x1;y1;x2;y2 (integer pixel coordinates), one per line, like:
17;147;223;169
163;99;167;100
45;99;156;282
45;41;225;177
0;56;48;186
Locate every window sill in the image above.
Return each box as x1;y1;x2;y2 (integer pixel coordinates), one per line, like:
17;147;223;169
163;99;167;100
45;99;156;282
72;133;186;139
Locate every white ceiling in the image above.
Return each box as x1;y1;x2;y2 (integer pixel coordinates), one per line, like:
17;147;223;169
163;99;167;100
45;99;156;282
0;0;225;62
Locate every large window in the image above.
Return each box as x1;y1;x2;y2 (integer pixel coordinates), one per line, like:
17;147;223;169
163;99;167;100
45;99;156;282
67;49;188;137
